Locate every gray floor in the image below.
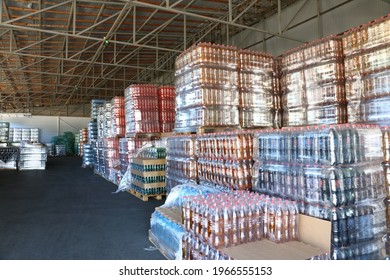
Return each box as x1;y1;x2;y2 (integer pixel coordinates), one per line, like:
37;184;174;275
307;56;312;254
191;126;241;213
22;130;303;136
0;156;166;260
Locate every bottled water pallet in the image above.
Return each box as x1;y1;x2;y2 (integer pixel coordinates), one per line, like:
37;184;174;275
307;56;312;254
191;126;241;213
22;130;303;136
174;126;241;134
127;189;166;202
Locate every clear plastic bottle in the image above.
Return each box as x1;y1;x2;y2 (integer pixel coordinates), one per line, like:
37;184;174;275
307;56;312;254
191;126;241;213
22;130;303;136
231;203;239;246
282;200;291;242
289;200;299;241
274;199;284;243
267;198;276;241
222;204;232;247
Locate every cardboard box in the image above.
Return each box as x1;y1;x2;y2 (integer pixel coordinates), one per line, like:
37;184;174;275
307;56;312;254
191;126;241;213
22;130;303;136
131;180;166;189
132;158;166;165
155;207;331;260
223;214;331;260
131;169;166;177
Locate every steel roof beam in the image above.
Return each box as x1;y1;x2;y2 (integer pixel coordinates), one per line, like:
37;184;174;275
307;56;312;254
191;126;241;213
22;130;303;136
128;0;305;43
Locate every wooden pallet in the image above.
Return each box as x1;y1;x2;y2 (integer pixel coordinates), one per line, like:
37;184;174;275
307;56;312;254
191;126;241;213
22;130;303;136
128;189;166;202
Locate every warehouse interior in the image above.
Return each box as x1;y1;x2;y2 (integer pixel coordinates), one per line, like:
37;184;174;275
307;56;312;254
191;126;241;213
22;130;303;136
1;0;390;261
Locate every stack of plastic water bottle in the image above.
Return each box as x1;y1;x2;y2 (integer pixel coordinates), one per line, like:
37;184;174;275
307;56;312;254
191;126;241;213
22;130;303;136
382;127;390;256
158;86;176;133
181;191;299;260
343;15;390;125
253;124;387;259
124;84;160;135
90;99;106;120
103;137;120;184
238;50;276;128
110;96;125;137
0;122;10;142
281;36;346;126
166;135;198;193
174;43;240;132
196;131;253;191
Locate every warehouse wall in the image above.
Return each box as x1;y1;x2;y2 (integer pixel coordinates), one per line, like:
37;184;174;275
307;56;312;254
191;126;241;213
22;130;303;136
231;0;390;55
0;116;90;143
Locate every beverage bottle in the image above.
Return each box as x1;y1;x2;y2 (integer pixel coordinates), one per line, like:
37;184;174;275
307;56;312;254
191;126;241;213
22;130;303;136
338;208;349;247
275;199;284;243
328;126;338;165
231;203;239;246
328;167;346;207
330;208;341;248
201;200;211;241
222;204;232;247
213;207;224;248
262;197;269;238
182;196;188;226
246;200;255;243
282;200;291;242
268;198;276;241
289;200;299;241
253;201;263;240
238;203;247;244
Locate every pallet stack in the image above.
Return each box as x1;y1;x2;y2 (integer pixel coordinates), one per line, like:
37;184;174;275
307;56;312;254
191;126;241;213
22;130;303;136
129;157;167;201
343;16;390;125
281;36;346;126
174;43;240;133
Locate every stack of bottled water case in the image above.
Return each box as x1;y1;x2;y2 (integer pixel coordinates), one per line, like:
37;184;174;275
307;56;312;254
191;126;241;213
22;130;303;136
124;84;160;135
97;104;105;140
281;36;347;126
103;102;112;138
343;15;390;125
103;137;120;184
9;128;21;142
90;99;106;120
0;122;10;142
382;127;390;256
82;143;94;168
166;135;198;193
18;142;47;170
158;86;176;133
95;139;104;175
174;43;240;132
118;138;130;179
252;124;387;259
0;146;19;169
238;50;276;128
111;96;125;137
181;191;300;260
196;131;253;191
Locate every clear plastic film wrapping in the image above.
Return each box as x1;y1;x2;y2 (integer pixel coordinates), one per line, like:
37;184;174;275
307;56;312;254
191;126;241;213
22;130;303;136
149;208;186;260
18;142;47;170
166;135;198;193
110;96;125;137
196;131;254;191
343;15;390;125
174;43;240;132
124;84;160;135
254;124;383;165
281;35;346;127
238;50;277;128
115;139;159;193
327;199;387;260
149;183;221;260
252;161;386;208
158;86;176;133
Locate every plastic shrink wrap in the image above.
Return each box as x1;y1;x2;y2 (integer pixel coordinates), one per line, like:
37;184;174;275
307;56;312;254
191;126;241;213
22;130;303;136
18;142;47;170
343;15;390;125
281;36;346;127
174;43;240;132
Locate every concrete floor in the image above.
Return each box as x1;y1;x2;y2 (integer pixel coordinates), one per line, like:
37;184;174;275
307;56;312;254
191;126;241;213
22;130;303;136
0;156;165;260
